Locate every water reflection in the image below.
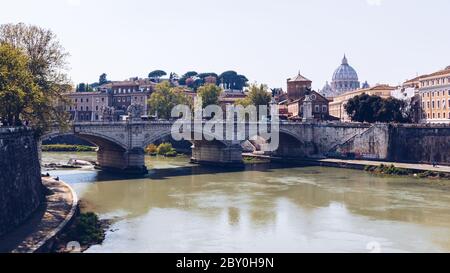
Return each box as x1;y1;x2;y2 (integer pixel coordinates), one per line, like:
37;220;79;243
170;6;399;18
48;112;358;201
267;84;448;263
44;152;450;253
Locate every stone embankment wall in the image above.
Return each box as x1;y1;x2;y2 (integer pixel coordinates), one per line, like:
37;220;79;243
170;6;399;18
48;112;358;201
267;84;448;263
331;124;450;165
388;124;450;165
0;128;44;237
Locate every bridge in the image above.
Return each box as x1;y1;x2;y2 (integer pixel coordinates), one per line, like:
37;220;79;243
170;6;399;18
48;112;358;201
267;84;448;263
42;120;380;174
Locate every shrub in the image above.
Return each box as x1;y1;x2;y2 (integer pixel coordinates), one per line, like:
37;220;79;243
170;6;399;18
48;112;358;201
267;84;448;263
165;150;178;157
145;144;157;154
69;212;104;245
157;143;173;155
42;144;96;152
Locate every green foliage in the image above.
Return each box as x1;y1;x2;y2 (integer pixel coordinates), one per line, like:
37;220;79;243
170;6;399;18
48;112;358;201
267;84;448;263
365;164;412;176
69;213;104;245
148;81;191;119
197;84;223;108
148;70;167;80
0;23;71;132
157;143;174;155
42;144;96;152
345;93;411;123
0;43;36;126
246;83;272;107
219;71;248;91
234;84;272;117
164;150;178;157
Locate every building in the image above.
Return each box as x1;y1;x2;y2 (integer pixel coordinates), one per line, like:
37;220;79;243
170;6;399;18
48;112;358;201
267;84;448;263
66;78;155;121
284;71;330;121
287;91;330;121
329;84;396;122
321;55;364;98
286;72;312;101
419;66;450;124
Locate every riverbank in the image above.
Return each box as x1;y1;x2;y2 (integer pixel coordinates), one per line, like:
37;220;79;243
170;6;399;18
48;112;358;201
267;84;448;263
243;153;450;181
42;144;97;152
0;177;78;253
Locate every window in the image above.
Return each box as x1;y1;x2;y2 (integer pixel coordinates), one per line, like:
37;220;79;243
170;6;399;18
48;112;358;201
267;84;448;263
322;105;328;113
438;113;441;118
102;98;105;102
81;106;83;111
432;101;435;108
75;99;78;103
86;106;89;111
96;106;99;111
437;100;440;108
433;113;435;118
81;98;83;103
86;99;89;103
315;105;320;112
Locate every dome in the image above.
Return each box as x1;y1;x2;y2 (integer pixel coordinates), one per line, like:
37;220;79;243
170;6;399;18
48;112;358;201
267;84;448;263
332;55;359;82
330;55;361;95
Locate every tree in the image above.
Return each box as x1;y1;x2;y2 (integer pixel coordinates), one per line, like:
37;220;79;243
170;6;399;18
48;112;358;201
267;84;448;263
148;70;167;81
219;71;248;91
77;83;86;92
182;71;198;78
247;84;272;107
0;23;71;132
99;73;108;85
235;84;271;108
0;43;37;126
345;93;411;123
148;81;190;119
197;84;223;108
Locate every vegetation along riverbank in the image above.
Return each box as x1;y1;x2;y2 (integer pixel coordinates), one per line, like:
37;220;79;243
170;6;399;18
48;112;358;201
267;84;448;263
52;201;110;253
42;144;97;152
365;164;450;180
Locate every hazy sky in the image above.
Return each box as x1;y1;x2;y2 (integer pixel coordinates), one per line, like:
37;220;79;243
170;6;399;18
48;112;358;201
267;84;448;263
1;0;449;90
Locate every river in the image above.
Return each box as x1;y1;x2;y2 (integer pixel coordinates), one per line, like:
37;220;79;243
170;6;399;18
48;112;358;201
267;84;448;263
42;152;450;253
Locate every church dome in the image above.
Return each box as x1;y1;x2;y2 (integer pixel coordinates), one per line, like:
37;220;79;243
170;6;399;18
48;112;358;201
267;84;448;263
330;55;360;95
332;55;359;82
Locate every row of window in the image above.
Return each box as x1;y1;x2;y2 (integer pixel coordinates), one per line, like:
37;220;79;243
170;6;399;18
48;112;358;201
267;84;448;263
113;96;145;103
113;87;149;94
421;77;450;87
425;112;450;119
422;99;450;109
421;90;450;98
299;105;328;113
73;97;106;103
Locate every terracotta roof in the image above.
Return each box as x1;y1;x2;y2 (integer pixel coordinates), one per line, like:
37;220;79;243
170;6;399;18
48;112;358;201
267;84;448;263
420;67;450;80
288;72;311;83
368;84;396;91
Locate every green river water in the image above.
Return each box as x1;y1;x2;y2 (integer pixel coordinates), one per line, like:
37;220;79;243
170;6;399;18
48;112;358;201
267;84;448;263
42;152;450;253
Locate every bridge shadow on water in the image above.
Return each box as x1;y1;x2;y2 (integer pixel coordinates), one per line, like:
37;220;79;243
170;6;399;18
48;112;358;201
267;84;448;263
92;161;318;183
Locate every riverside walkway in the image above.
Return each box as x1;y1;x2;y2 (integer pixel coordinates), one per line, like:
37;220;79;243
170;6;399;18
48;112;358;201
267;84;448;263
318;158;450;173
0;177;78;253
243;153;450;173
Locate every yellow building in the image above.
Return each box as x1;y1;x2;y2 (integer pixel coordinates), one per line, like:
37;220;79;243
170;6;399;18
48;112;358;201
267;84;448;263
329;84;396;122
419;66;450;124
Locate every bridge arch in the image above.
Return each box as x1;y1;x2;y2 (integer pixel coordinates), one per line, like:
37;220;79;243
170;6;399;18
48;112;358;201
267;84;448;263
41;131;147;174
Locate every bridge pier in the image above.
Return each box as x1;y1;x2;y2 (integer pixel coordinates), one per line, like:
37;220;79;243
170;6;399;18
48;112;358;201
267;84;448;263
191;142;243;167
97;147;147;174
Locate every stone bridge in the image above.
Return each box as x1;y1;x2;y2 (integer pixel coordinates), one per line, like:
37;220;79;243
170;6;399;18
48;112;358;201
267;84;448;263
42;120;376;174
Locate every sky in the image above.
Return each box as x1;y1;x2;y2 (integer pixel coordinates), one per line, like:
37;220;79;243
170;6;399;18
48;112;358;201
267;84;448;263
1;0;449;90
